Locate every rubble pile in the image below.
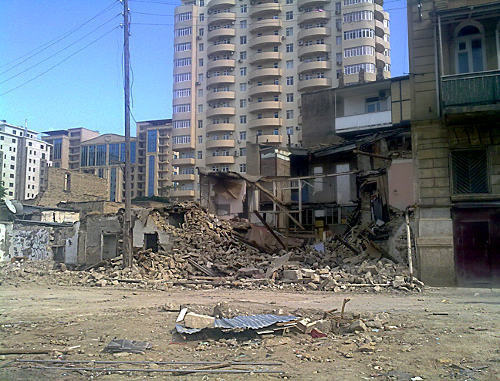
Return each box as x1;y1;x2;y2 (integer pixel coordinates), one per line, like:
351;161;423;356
0;202;422;292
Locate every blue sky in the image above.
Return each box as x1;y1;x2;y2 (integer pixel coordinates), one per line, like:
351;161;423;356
0;0;408;136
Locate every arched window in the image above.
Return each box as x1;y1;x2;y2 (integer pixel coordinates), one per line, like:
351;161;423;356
455;23;485;74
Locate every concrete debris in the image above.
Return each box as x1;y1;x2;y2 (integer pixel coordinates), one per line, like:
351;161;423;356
183;312;216;329
0;202;422;292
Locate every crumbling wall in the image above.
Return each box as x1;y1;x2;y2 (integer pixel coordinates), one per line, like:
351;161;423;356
133;214;171;250
78;214;122;265
34;167;108;208
9;224;51;260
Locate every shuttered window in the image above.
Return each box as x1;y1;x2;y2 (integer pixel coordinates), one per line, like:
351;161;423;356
451;150;488;194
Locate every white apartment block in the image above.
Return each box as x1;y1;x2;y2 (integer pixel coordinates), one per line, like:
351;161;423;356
172;0;391;199
0;120;52;200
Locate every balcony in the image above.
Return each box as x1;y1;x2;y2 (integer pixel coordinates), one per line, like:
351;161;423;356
172;142;195;150
298;60;331;74
248;100;282;113
207;28;236;41
298;10;330;24
257;134;283;145
206;123;236;133
171;189;195;198
207;0;235;11
298;43;330;58
206;107;236;118
207;12;236;25
248;84;282;97
207;60;235;70
297;77;332;92
249;67;282;81
173;157;195;166
249;51;282;64
207;43;235;55
206;75;235;86
250;19;282;33
173;173;196;181
206;139;235;149
335;110;392;134
248;117;283;129
206;155;235;165
298;0;331;7
249;3;281;17
298;27;331;40
206;90;235;102
249;35;282;48
441;70;500;119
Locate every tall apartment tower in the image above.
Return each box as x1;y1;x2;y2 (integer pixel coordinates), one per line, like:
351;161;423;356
172;0;391;199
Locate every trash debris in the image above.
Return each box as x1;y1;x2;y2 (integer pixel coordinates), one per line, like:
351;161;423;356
103;339;152;354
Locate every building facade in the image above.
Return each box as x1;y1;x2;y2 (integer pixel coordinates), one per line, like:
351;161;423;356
0;120;52;200
136;119;174;198
42;127;99;170
407;0;500;286
172;0;391;199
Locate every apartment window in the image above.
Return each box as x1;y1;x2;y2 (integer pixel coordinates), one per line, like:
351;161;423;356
173;104;191;113
240;5;247;12
286;93;294;102
239;131;247;140
336;36;342;45
344;28;374;40
173;120;190;129
239;163;246;173
240;67;247;75
286;76;294;85
198;89;203;97
199;13;204;21
174;57;192;67
199;58;204;66
451;150;488;194
286;11;293;20
336;1;341;13
343;11;373;23
239;147;246;156
286;27;293;36
174;27;192;37
344;63;376;74
172;135;191;144
240;99;246;107
199;0;204;6
199;28;204;36
365;97;386;113
198;135;203;143
240;83;247;91
199;43;204;51
455;25;485;73
344;45;375;58
240;36;247;44
197;151;203;159
174;88;191;98
286;127;294;135
286;43;294;52
198;104;203;113
198;120;203;129
344;0;373;4
198;73;204;82
240;20;247;28
174;42;191;51
286;110;294;119
240;51;247;60
175;12;192;22
240;115;247;123
286;60;294;69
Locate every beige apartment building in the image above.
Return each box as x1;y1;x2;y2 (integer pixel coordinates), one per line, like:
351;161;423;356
172;0;391;199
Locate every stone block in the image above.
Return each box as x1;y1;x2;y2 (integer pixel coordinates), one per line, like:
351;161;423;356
301;269;315;278
282;269;302;281
347;319;367;333
183;312;215;329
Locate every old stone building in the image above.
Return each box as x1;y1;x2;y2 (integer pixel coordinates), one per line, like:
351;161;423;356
407;0;500;286
32;167;108;208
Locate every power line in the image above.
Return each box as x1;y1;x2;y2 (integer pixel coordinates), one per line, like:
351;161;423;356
129;0;179;4
0;14;121;84
0;27;120;97
0;0;119;71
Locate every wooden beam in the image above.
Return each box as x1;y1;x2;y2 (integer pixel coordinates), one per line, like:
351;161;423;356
253;210;287;250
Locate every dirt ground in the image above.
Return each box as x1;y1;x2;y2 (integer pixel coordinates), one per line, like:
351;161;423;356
0;284;498;380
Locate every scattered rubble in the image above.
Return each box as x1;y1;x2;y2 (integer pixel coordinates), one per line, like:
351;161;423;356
0;202;423;292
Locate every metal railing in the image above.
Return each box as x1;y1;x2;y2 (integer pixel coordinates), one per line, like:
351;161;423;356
441;70;500;109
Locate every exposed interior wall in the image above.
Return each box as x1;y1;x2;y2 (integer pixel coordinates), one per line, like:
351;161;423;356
132;215;171;250
388;159;415;210
78;215;122;265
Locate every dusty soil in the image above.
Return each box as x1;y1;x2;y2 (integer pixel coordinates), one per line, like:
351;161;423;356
0;284;498;380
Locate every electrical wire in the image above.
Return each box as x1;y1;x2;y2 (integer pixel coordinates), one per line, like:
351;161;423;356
0;0;119;71
0;26;120;97
0;14;121;84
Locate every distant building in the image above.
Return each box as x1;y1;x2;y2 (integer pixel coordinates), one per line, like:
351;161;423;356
135;119;174;198
42;127;99;170
0;120;52;200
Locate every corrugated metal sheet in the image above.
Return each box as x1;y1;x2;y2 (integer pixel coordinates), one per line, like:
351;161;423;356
175;314;297;334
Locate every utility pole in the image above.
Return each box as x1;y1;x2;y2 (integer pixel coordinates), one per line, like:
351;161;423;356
122;0;133;268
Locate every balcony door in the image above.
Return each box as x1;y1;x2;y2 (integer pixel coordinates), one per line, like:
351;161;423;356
455;25;485;74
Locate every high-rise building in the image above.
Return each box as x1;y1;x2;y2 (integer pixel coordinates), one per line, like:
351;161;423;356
172;0;391;199
135;119;174;198
0;120;52;200
42;127;99;169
